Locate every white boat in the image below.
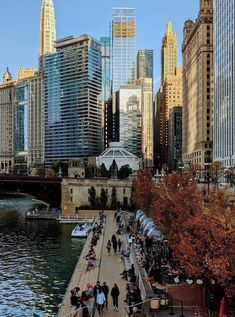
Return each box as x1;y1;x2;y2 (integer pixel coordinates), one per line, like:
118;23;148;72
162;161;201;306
71;223;91;238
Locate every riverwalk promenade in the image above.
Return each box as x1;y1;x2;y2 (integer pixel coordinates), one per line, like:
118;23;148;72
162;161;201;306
57;211;199;317
57;211;129;317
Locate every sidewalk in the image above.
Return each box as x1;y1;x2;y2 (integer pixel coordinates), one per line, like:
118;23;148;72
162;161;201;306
95;212;128;317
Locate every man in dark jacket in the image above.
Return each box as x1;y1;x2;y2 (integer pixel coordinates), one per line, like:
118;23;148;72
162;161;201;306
102;282;109;309
111;283;120;311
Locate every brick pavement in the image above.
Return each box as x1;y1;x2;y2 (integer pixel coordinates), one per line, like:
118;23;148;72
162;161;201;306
94;212;129;317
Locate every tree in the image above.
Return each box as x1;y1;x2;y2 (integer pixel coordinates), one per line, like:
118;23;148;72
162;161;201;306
150;172;235;299
85;163;94;178
35;164;45;177
118;164;132;180
100;188;108;209
132;169;155;212
88;186;96;209
110;187;117;210
51;160;68;176
100;163;110;178
110;159;118;178
209;161;223;185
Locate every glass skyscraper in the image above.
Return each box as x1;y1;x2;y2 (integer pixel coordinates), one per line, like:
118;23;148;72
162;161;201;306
43;35;102;167
100;37;111;102
137;49;154;79
112;8;136;92
14;81;29;172
213;0;235;167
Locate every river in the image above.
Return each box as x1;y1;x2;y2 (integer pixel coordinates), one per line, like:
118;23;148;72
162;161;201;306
0;194;84;317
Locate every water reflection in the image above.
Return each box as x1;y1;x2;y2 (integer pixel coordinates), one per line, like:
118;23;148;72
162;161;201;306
0;194;83;317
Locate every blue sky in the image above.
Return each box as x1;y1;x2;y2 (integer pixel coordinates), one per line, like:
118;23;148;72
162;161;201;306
0;0;198;92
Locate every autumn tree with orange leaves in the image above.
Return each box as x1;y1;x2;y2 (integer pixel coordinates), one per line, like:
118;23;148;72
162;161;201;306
132;169;155;212
149;172;235;299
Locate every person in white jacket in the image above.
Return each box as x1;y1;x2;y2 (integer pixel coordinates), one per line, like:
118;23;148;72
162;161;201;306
96;289;106;315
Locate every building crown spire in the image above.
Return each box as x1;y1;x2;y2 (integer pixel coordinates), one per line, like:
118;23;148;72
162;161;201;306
39;0;56;57
166;22;173;35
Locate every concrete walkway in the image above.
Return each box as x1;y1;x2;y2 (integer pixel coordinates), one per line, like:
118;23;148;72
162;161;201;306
94;213;128;317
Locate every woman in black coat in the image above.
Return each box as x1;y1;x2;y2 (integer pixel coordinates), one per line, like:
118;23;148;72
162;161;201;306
111;283;120;311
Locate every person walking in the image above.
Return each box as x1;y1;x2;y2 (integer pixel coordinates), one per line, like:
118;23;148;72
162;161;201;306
117;238;122;252
111;234;118;255
111;283;120;311
106;240;111;255
96;289;106;315
102;282;109;309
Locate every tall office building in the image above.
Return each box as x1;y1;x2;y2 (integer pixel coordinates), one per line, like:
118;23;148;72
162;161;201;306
115;78;153;166
138;78;153;167
168;107;182;171
39;0;56;57
14;80;29;173
154;88;163;169
0;69;16;173
137;49;154;79
182;0;213;168
161;66;182;164
161;22;177;85
100;37;111;102
213;0;235;167
28;75;44;167
43;35;102;167
112;8;136;92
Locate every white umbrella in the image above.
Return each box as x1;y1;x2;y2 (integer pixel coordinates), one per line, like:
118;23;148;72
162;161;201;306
147;227;162;238
136;210;145;221
143;221;155;234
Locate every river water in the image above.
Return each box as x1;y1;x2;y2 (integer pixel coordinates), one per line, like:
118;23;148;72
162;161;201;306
0;194;84;317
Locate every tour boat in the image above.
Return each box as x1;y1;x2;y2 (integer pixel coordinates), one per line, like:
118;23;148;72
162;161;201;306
71;223;91;238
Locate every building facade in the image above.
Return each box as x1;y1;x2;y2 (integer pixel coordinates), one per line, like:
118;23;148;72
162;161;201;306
168;107;182;171
115;79;153;167
115;85;142;157
112;7;136;92
39;0;56;57
0;70;16;173
154;88;163;169
61;178;133;213
28;74;44;167
137;49;154;79
161;66;182;165
182;0;213;168
161;22;177;85
17;68;37;80
100;37;111;103
43;35;102;167
213;0;235;167
14;80;29;173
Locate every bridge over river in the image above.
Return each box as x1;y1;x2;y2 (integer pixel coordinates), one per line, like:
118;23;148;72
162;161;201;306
0;175;61;208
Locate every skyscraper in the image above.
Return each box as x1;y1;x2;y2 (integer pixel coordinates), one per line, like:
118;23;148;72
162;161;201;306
182;0;213;168
39;0;56;57
161;66;182;164
112;8;136;92
213;0;235;167
161;22;177;85
0;69;15;173
115;78;153;167
28;74;44;167
14;80;29;173
43;35;102;167
168;107;182;171
137;49;154;79
100;37;111;102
